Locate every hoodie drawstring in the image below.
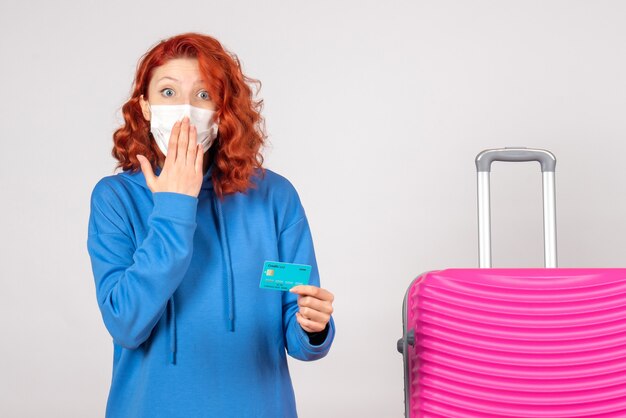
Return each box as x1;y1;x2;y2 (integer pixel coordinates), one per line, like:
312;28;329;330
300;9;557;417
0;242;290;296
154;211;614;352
167;189;235;365
213;192;235;332
168;296;176;364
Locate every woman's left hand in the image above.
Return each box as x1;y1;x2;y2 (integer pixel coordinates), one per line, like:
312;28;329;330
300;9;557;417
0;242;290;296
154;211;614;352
289;285;334;333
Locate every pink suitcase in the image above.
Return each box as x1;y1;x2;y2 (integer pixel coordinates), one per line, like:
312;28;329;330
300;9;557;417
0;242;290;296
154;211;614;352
397;148;626;417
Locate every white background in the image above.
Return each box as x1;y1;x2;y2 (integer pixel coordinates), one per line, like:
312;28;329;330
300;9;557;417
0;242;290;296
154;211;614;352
1;1;626;417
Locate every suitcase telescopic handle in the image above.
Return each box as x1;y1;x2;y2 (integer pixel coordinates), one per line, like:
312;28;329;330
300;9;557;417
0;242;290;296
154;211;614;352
475;147;557;268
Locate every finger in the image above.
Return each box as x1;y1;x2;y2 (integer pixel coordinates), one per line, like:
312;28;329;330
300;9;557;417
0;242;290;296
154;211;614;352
298;306;331;324
177;117;190;163
290;285;334;302
187;125;198;166
297;295;334;315
137;155;156;192
296;312;326;333
194;143;204;174
165;120;182;168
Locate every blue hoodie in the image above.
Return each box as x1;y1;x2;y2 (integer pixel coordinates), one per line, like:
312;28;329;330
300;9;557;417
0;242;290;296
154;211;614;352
86;163;335;418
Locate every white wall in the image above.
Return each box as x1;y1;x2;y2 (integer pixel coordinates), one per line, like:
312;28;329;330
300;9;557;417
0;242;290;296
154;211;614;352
2;1;626;417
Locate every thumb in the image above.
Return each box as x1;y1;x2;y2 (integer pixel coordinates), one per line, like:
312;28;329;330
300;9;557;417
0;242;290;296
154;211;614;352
136;154;156;192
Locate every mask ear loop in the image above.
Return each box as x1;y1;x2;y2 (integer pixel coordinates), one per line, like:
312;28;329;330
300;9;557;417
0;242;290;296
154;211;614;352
140;94;152;121
211;114;221;140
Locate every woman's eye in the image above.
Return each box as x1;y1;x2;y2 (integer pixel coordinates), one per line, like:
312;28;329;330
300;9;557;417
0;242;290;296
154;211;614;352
160;88;175;98
198;91;210;100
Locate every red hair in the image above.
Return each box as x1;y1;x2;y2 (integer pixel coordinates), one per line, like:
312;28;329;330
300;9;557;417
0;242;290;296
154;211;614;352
112;33;267;198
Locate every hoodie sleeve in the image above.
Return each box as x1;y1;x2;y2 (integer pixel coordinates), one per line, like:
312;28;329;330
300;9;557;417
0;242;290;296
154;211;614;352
86;180;198;349
279;214;336;361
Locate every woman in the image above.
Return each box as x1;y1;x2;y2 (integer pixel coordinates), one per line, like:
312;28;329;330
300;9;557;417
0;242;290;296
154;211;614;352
86;33;336;418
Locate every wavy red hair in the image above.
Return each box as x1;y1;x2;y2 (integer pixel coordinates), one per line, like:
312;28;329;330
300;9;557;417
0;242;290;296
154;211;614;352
112;33;267;198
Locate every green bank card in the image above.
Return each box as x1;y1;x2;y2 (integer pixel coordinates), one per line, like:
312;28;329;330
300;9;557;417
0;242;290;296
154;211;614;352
260;261;311;291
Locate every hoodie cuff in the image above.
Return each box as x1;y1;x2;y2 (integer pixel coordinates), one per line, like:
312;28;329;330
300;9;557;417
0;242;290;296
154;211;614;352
296;316;335;353
305;323;330;346
152;192;198;223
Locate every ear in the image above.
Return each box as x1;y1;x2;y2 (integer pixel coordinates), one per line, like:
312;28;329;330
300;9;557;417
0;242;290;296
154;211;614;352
139;94;151;121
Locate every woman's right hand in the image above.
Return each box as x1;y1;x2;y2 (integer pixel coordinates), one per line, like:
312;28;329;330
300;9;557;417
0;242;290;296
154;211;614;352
137;116;204;198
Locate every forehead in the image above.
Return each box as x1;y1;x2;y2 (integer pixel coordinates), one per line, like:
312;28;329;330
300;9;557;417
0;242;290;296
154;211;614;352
150;57;201;84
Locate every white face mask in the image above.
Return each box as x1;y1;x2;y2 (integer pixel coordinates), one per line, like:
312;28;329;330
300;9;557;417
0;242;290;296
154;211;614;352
148;104;219;156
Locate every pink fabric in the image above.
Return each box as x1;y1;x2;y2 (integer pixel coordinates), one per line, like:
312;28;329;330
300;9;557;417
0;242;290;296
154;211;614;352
405;269;626;417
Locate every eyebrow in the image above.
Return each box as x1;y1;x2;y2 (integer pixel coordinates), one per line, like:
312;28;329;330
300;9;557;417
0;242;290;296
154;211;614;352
156;76;206;84
157;76;179;83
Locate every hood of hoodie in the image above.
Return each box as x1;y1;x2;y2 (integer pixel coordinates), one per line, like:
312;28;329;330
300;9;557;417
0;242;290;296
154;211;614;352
120;162;235;365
